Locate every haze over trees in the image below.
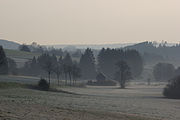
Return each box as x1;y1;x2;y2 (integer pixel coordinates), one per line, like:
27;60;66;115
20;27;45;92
15;47;144;88
18;52;81;87
7;41;180;90
98;48;143;79
125;41;180;64
2;40;180;100
153;63;175;81
1;1;180;118
7;58;18;75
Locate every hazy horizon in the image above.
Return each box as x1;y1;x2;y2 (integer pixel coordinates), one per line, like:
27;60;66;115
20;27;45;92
0;0;180;45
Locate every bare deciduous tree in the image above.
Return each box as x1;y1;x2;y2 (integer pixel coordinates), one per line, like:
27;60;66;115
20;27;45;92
115;60;131;89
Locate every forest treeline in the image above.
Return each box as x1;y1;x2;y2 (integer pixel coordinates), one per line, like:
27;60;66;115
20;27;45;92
1;45;144;87
125;41;180;64
98;48;143;79
1;41;180;88
19;48;143;85
19;41;180;65
1;41;180;98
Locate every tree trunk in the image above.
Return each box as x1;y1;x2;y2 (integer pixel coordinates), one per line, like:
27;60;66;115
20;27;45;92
121;81;125;89
120;69;125;89
69;72;72;86
75;78;77;85
72;77;75;86
48;71;51;86
65;73;67;85
57;74;60;86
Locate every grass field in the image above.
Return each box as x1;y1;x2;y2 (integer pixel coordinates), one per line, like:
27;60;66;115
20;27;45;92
0;75;180;120
4;49;40;59
4;49;41;68
4;49;80;68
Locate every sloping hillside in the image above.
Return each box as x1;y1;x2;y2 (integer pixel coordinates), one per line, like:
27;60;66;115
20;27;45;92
4;49;41;68
0;39;20;50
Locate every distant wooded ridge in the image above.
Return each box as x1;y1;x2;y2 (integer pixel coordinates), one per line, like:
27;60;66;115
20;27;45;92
0;39;178;50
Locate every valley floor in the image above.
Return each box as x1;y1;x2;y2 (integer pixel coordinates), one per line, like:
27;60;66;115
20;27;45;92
0;76;180;120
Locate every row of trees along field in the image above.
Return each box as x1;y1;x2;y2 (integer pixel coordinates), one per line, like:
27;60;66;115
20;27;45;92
19;47;143;88
20;53;81;86
1;44;180;98
19;48;97;86
152;62;180;99
1;44;144;88
153;62;180;82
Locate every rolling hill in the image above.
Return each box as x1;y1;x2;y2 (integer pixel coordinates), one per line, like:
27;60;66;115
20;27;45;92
4;49;41;68
0;39;20;50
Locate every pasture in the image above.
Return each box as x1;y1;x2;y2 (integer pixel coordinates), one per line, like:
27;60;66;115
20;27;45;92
4;49;41;68
0;75;180;120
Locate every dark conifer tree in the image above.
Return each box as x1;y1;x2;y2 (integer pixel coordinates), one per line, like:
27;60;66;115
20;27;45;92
124;50;143;77
98;48;124;78
153;63;175;81
79;48;96;80
0;46;8;74
98;48;143;79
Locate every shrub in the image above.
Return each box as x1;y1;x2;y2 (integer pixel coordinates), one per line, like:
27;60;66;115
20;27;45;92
38;79;49;91
163;76;180;99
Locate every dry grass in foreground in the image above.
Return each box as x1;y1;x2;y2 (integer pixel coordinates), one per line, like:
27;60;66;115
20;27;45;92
0;101;157;120
0;81;162;120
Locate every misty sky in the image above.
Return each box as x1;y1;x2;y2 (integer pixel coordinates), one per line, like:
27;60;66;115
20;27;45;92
0;0;180;45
